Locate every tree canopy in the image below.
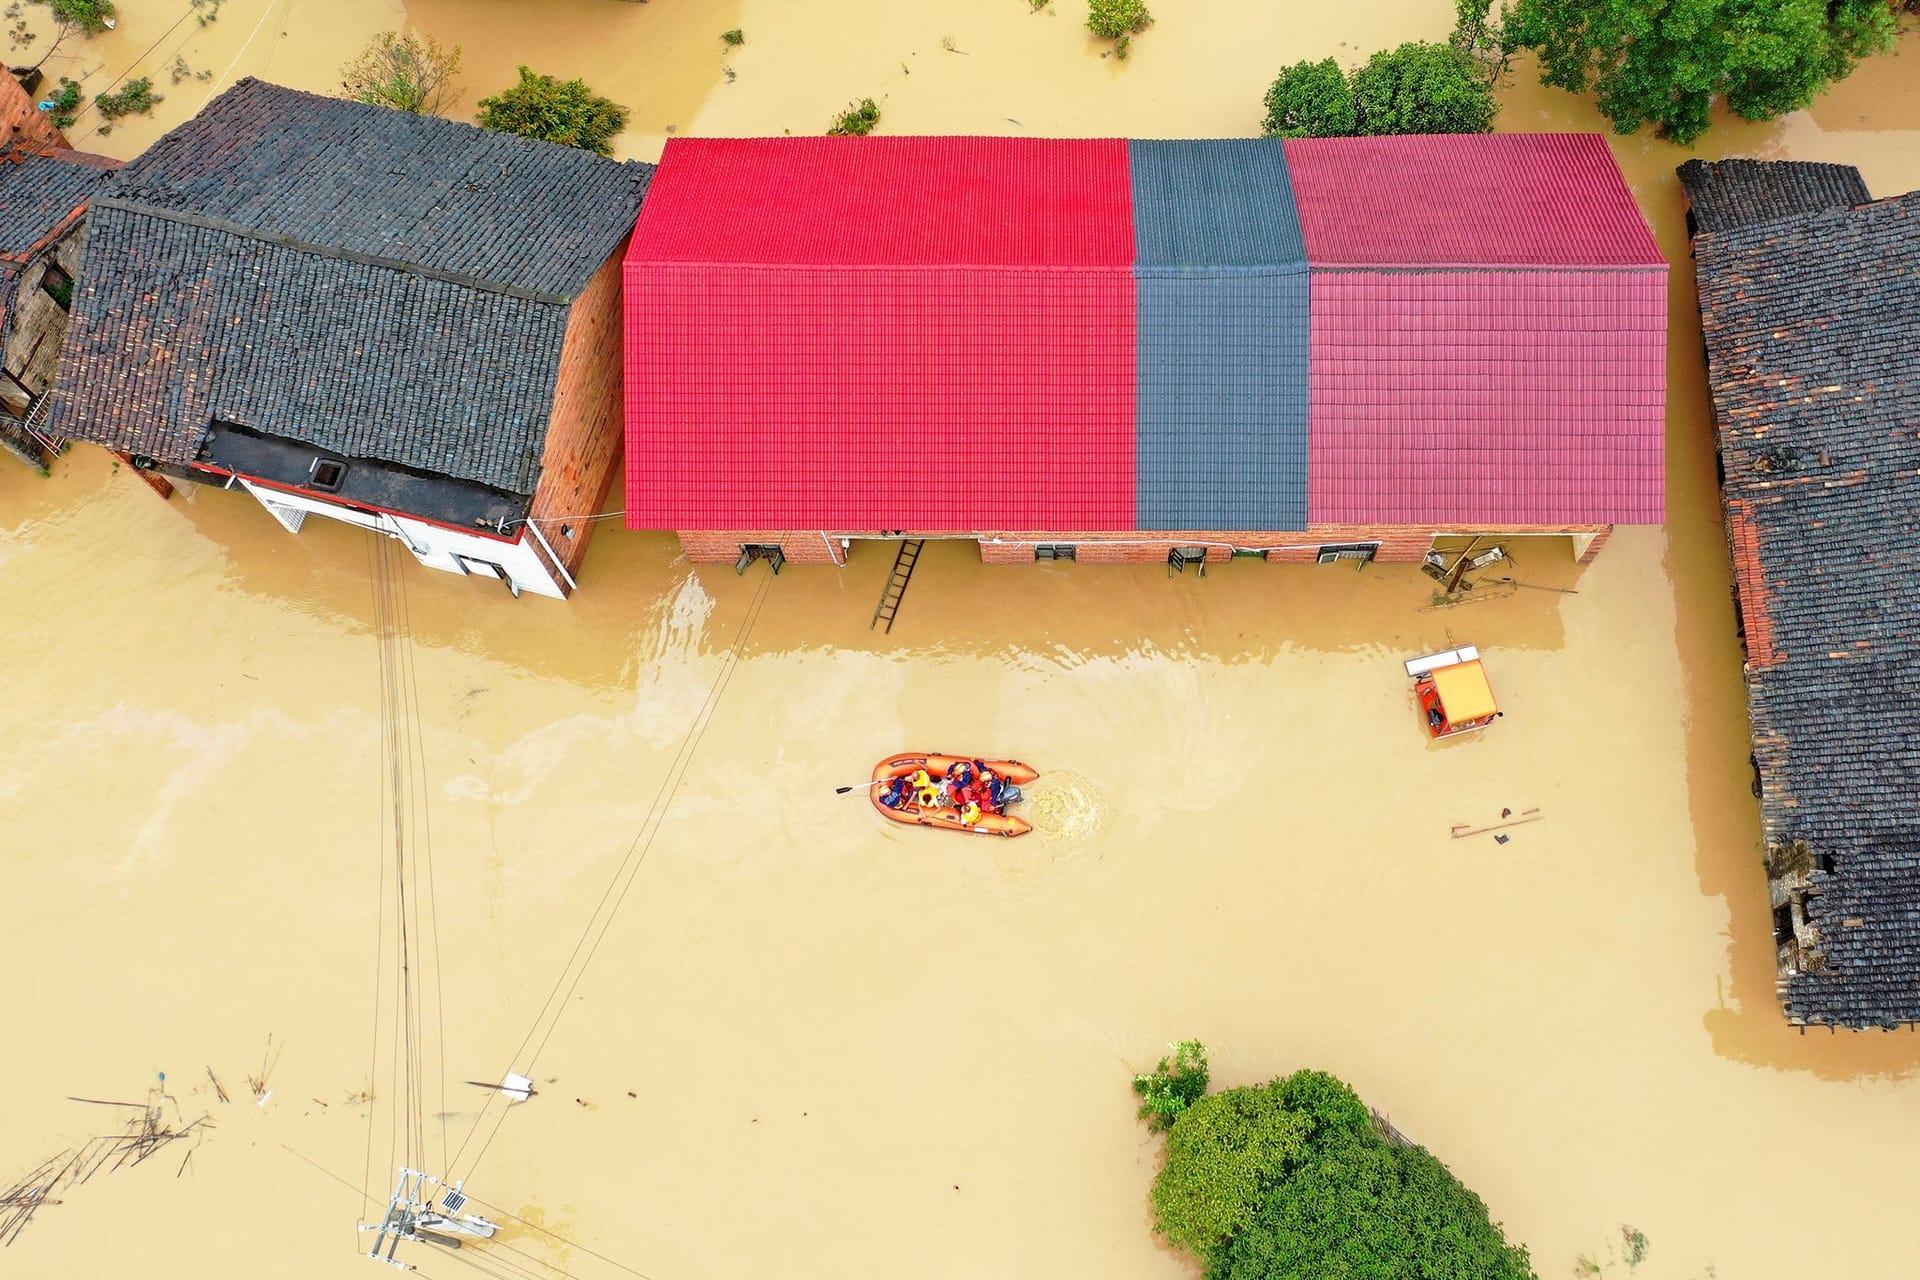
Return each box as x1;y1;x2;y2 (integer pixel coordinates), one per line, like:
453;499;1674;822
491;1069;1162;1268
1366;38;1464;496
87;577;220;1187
1349;40;1498;135
1142;1065;1536;1280
476;67;628;156
1261;59;1358;138
1499;0;1898;144
341;32;463;116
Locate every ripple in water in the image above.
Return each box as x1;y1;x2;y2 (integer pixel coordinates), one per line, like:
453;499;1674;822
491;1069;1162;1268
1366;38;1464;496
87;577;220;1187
987;771;1104;887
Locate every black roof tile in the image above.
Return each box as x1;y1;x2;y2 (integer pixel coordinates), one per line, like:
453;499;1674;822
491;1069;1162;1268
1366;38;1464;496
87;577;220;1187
1677;158;1869;235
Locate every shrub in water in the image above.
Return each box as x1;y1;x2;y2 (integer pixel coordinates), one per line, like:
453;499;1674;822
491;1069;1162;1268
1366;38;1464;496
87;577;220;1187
826;97;880;136
1132;1038;1207;1132
477;67;628;155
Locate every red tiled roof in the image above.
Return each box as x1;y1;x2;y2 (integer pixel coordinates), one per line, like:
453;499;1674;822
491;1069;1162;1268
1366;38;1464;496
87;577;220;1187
1307;270;1666;524
1284;134;1663;266
630;136;1135;266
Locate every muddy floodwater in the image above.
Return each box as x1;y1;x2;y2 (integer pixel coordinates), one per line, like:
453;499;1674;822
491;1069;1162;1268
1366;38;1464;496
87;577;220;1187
6;3;1920;1278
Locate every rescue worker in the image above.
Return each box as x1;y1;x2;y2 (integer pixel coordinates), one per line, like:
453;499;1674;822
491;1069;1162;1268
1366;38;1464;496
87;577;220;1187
960;799;983;827
880;776;909;809
911;769;941;808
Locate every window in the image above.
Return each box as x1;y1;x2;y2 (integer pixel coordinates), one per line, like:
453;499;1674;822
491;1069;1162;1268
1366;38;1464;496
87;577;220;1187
308;457;348;491
736;543;785;575
1316;542;1378;565
39;263;73;311
1231;548;1269;561
1033;544;1076;562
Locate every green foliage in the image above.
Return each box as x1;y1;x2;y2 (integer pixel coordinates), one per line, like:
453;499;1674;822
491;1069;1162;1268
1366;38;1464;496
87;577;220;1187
1213;1137;1537;1280
46;75;81;129
1503;0;1897;144
1132;1039;1208;1131
341;31;463;116
1087;0;1150;54
1261;58;1357;137
1151;1082;1308;1263
1620;1223;1649;1268
721;27;744;45
1275;1069;1375;1146
94;76;159;121
36;0;115;33
477;66;628;156
826;96;880;136
1350;40;1497;135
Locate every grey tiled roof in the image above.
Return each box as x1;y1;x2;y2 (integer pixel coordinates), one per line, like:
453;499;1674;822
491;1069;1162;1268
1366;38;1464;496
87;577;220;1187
1128;140;1310;527
0;146;115;261
110;78;648;298
1690;185;1920;1027
1678;159;1869;236
49;79;649;493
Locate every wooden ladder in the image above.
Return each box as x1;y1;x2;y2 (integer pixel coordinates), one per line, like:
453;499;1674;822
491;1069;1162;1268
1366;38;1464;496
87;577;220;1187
870;539;924;633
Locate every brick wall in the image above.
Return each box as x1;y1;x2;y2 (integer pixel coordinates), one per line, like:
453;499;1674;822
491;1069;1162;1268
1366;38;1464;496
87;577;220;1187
528;243;629;591
0;69;67;151
669;524;1616;567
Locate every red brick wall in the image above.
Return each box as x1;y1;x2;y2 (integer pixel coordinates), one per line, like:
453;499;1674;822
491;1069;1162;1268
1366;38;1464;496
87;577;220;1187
528;243;629;590
669;524;1615;566
0;70;67;151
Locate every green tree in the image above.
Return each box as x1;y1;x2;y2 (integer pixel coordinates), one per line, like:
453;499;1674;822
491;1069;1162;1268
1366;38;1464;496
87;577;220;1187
826;97;880;136
1087;0;1151;58
340;31;463;116
1274;1069;1374;1146
1151;1082;1309;1264
1261;58;1358;137
1213;1138;1537;1280
38;0;115;33
1500;0;1897;145
1350;40;1497;135
476;66;628;156
1133;1038;1208;1132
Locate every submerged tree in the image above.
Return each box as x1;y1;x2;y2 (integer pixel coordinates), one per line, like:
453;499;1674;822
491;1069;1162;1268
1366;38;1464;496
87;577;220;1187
340;31;463;116
1497;0;1898;144
476;66;628;155
1350;40;1497;135
1261;58;1358;138
12;0;117;73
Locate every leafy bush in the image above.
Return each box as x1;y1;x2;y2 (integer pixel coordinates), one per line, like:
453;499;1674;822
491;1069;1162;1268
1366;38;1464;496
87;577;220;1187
1151;1082;1307;1263
1261;58;1357;137
1274;1068;1374;1146
1132;1038;1207;1131
45;75;81;129
1502;0;1896;144
477;67;628;155
721;27;743;45
1350;41;1496;135
1087;0;1150;56
1214;1136;1536;1280
826;96;880;136
94;76;159;120
341;31;463;116
36;0;114;33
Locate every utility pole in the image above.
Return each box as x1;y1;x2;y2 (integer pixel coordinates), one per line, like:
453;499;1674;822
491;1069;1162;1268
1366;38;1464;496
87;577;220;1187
361;1168;501;1270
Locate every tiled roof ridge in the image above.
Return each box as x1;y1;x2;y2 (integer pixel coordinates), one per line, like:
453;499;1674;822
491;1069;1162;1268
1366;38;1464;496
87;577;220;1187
1699;186;1920;248
93;194;578;305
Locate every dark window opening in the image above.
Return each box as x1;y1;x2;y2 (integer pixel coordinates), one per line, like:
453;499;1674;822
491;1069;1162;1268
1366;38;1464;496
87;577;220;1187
1034;544;1076;562
1815;851;1836;875
1771;903;1796;945
1317;542;1378;565
1231;548;1269;561
1167;546;1207;576
308;457;347;491
39;263;73;311
736;543;785;575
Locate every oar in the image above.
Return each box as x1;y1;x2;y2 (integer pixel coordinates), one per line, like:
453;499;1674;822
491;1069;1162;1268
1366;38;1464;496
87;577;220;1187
835;779;890;795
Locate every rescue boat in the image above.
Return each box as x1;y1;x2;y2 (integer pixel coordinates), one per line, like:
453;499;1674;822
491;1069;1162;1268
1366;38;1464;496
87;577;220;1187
870;752;1038;837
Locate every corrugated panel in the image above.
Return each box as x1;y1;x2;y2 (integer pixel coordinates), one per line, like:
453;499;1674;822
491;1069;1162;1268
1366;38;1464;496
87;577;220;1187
630;136;1135;268
1128;139;1305;266
1306;268;1667;524
1285;134;1663;267
625;262;1136;528
1134;272;1309;528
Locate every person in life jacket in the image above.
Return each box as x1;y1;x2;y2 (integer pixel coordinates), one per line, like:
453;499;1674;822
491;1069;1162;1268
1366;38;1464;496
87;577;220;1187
959;799;983;826
974;760;1004;811
880;776;910;809
911;769;941;808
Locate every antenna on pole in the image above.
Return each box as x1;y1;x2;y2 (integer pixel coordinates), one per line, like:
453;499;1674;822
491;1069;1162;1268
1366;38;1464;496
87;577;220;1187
360;1168;500;1270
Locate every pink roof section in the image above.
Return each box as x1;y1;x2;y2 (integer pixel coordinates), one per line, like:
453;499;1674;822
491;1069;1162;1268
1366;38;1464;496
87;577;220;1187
1308;271;1667;524
629;135;1136;266
1284;134;1663;266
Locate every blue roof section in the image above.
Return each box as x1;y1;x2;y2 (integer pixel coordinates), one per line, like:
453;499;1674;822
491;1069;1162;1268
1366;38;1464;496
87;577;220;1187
1134;271;1311;529
1128;139;1307;268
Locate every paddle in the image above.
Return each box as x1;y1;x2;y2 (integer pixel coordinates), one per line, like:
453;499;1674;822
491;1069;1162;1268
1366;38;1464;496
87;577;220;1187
835;779;889;795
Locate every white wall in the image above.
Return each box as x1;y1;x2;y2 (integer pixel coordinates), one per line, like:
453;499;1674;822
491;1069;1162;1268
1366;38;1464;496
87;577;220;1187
236;479;564;599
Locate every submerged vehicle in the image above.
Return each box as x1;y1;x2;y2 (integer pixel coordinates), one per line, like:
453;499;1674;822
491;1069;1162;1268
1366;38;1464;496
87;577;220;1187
1405;646;1501;739
870;752;1038;837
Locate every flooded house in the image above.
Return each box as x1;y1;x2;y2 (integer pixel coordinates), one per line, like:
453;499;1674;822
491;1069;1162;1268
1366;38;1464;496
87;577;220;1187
1680;158;1920;1028
0;71;117;470
624;133;1667;572
49;78;651;599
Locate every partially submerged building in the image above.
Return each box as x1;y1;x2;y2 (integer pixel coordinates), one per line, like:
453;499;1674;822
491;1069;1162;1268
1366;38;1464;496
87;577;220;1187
0;70;116;469
625;133;1667;569
52;79;651;599
1679;158;1920;1028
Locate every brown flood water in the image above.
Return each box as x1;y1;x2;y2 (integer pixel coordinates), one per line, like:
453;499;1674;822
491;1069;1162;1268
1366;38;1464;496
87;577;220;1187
5;4;1920;1278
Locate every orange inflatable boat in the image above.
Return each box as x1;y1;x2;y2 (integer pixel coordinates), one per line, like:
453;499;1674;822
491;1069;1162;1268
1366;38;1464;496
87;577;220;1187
871;752;1038;838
